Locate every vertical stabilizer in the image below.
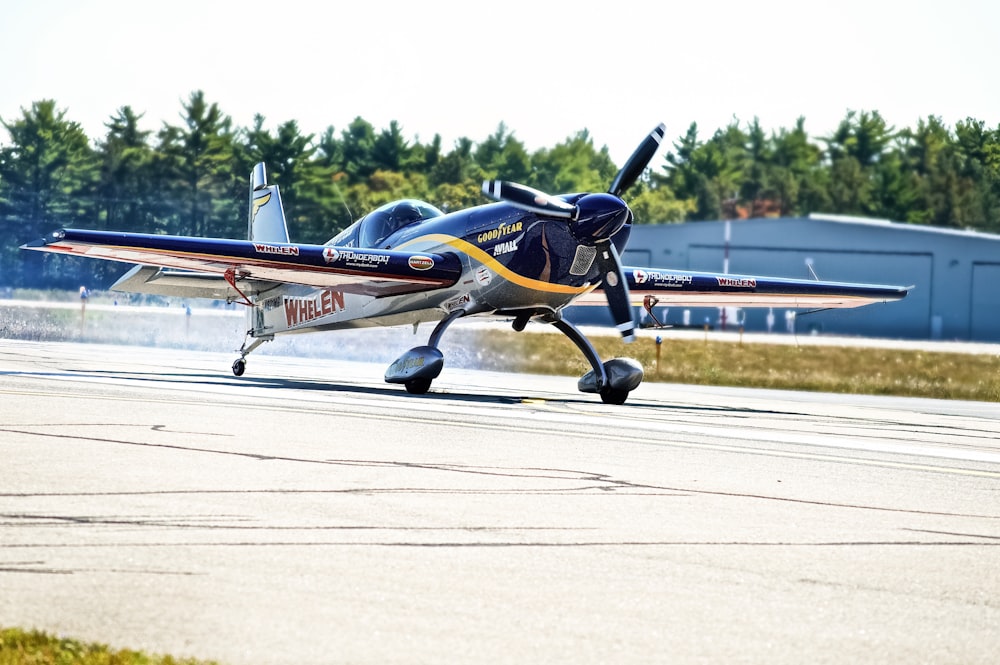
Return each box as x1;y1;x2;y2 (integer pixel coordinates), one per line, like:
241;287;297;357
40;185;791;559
248;163;290;243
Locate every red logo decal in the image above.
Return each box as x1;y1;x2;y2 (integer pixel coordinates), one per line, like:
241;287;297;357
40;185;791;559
408;256;434;271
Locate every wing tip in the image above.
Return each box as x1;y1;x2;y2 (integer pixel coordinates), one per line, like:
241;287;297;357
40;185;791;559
20;229;66;250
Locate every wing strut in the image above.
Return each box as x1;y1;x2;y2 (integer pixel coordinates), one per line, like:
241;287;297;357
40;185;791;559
224;268;255;307
642;295;669;329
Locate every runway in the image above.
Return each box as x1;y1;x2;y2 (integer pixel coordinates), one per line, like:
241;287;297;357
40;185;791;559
1;339;998;664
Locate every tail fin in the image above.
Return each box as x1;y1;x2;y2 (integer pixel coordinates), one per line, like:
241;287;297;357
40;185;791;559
248;163;290;243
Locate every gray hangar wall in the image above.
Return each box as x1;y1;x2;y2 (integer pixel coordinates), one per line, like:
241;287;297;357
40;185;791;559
613;214;1000;342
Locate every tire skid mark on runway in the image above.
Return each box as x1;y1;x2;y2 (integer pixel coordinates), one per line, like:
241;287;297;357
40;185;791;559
9;436;991;525
4;375;999;501
10;396;998;471
473;398;1000;468
1;514;250;528
6;383;1000;467
2;476;995;524
592;416;1000;472
2;486;995;524
16;408;998;483
0;561;200;576
1;489;687;498
0;513;596;532
0;563;73;574
648;419;1000;464
904;528;1000;540
1;421;234;439
634;410;1000;451
5;540;999;549
4;407;1000;500
4;491;995;522
0;423;685;492
571;399;1000;453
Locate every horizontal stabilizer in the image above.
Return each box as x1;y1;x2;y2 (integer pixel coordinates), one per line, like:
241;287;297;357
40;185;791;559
111;265;281;300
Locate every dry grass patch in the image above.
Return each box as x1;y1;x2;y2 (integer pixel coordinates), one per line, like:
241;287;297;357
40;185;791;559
474;329;1000;401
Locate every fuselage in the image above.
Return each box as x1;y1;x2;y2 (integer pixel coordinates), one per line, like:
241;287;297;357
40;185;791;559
252;199;630;337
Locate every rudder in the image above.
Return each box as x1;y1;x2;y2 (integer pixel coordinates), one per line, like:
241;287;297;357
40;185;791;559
248;163;290;243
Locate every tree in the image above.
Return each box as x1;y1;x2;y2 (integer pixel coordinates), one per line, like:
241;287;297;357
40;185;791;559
954;118;1000;231
770;117;827;216
474;123;531;183
422;133;443;173
155;91;240;238
315;125;345;173
8;97;1000;292
628;173;692;223
429;137;480;188
97;106;158;233
738;118;774;217
242;115;344;242
371;120;406;172
341;117;377;180
531;129;616;194
824;109;894;166
663;121;745;220
662;123;702;200
821;110;895;216
351;169;431;212
0;100;98;286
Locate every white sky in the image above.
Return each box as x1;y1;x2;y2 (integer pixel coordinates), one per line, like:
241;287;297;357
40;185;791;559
2;0;998;166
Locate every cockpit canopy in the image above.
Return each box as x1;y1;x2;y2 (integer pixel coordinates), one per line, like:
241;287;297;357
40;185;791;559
328;199;444;248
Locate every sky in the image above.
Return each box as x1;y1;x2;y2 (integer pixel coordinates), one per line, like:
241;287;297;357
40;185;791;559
2;0;999;167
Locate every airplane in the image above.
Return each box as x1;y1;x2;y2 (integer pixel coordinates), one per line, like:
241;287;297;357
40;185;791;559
22;124;908;404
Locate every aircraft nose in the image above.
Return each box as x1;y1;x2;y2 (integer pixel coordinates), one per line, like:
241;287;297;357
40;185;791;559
570;193;632;244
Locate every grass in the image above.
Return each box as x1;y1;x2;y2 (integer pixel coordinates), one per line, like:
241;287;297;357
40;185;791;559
474;328;1000;402
0;627;220;665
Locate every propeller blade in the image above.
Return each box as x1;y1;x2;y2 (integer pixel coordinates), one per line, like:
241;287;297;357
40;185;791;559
596;239;635;342
608;123;666;198
482;180;578;219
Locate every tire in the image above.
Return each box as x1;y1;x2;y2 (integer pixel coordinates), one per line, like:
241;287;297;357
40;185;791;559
232;359;246;377
404;378;432;394
599;386;628;405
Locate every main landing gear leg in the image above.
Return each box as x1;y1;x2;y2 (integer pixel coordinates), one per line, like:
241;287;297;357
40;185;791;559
551;319;643;405
384;310;466;394
232;333;273;377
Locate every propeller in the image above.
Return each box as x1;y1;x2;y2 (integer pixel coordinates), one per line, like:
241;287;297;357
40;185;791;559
592;123;665;342
482;124;666;343
596;239;636;342
608;123;666;197
480;180;577;219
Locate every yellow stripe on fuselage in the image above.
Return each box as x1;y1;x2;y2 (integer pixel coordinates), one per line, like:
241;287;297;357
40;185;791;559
396;233;592;296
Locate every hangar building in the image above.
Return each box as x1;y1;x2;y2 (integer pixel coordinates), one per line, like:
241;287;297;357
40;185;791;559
611;214;1000;342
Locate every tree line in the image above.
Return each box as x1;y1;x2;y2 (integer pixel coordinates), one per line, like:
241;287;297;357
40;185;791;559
2;91;999;289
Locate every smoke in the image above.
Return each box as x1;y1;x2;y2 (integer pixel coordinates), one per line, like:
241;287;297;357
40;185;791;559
0;299;520;371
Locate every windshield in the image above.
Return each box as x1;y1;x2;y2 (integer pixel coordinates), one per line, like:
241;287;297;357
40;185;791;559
355;199;444;248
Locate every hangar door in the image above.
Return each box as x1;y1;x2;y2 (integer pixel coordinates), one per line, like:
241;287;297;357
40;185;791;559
971;263;1000;341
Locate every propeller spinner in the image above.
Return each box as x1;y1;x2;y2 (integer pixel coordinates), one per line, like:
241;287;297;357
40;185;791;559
482;123;666;342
